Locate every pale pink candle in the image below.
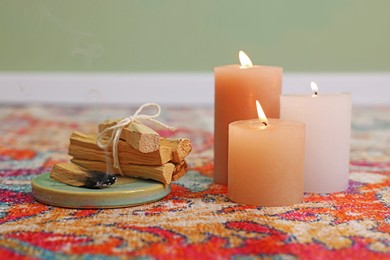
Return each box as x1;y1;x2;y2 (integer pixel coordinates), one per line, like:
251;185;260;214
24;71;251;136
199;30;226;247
228;101;305;206
214;51;282;185
280;82;352;193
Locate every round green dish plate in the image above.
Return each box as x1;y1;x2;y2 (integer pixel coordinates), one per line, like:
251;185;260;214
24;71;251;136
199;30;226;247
32;173;171;209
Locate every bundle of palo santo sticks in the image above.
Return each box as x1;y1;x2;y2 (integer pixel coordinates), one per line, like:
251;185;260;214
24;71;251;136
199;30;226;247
50;119;192;188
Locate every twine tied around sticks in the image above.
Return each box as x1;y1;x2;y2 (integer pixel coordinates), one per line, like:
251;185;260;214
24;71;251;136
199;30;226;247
96;103;176;174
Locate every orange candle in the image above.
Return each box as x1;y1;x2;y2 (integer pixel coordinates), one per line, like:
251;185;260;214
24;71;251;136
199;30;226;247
228;101;305;206
214;51;282;185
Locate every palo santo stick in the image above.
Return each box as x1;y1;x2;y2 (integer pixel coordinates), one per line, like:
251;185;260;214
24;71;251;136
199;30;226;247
50;162;116;188
160;138;192;164
71;158;174;185
172;160;188;181
99;120;160;153
69;131;172;165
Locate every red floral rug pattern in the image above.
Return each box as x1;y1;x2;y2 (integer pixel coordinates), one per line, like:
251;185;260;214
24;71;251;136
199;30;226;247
0;105;389;259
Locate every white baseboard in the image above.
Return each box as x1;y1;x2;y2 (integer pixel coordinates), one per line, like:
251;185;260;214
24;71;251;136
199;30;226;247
0;73;389;106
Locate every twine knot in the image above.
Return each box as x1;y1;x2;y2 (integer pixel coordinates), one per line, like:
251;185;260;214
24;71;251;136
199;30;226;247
96;103;176;174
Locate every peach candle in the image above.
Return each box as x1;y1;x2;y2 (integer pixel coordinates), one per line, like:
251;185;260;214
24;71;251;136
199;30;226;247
280;82;352;193
214;51;282;185
228;101;305;207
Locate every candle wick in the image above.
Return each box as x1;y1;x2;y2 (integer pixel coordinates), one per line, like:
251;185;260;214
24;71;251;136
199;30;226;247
262;122;268;126
314;91;318;96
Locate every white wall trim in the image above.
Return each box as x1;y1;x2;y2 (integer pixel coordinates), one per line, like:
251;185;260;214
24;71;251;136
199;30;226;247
0;72;389;106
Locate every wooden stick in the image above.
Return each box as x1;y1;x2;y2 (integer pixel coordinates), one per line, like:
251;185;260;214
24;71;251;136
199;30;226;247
99;120;160;153
69;131;172;165
172;160;188;181
71;158;174;185
50;162;116;188
160;138;192;164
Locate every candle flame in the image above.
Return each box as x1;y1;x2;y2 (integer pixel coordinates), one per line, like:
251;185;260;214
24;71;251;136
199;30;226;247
239;50;253;68
256;100;268;126
311;81;319;97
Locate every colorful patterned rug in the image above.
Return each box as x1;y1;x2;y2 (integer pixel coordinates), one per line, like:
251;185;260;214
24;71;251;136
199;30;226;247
0;104;389;259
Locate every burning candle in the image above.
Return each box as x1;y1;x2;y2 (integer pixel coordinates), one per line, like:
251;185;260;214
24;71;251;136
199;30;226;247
214;51;282;185
280;82;352;193
228;101;305;206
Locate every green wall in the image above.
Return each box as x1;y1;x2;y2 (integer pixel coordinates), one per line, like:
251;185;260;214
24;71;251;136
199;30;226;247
1;0;389;72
